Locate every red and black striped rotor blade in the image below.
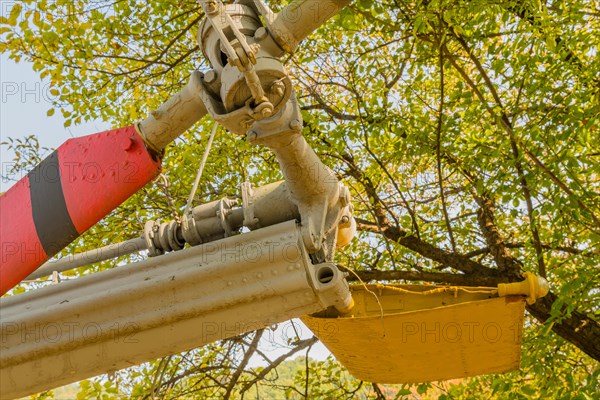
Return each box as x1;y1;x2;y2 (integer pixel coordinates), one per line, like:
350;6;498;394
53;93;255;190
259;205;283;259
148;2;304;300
0;126;161;295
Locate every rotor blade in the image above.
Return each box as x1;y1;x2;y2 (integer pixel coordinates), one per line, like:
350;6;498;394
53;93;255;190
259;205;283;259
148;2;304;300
0;127;161;295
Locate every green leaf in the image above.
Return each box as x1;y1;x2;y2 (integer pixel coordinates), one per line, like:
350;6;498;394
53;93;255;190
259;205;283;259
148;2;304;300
8;3;22;26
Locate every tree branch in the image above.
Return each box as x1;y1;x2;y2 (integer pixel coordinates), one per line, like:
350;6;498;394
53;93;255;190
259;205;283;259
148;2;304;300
347;268;503;287
435;30;456;252
239;337;318;395
444;32;547;277
527;292;600;362
354;218;495;276
223;330;263;400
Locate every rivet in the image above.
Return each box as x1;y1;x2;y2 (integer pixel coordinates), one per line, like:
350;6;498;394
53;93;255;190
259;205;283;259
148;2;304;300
203;0;218;15
256;272;263;279
121;136;134;151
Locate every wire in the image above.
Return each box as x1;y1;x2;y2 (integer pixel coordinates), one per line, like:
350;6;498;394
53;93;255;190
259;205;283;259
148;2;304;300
341;266;386;337
379;285;497;296
182;122;219;218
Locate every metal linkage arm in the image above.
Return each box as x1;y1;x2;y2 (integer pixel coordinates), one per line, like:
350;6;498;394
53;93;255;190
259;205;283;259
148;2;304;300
142;180;301;256
25;237;146;281
137;71;208;153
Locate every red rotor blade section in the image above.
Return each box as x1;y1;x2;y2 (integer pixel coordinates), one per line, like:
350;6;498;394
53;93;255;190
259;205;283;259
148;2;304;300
0;126;161;295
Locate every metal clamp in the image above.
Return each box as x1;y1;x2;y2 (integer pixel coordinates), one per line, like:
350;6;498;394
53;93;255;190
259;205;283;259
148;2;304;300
217;198;235;237
241;181;260;229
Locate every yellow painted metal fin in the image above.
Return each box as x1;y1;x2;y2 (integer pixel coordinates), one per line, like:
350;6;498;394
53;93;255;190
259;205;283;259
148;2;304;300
302;284;526;384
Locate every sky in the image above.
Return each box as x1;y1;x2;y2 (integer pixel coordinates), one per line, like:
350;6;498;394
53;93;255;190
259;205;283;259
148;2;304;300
1;54;109;191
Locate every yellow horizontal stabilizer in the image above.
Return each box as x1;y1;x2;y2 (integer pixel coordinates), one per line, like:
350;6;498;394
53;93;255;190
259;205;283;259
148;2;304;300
302;284;526;383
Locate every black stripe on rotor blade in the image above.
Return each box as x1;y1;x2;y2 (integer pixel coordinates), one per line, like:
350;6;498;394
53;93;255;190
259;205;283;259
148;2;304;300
28;151;79;257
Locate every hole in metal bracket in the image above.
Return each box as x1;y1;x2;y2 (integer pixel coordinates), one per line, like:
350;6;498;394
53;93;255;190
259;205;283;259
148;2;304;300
317;266;335;284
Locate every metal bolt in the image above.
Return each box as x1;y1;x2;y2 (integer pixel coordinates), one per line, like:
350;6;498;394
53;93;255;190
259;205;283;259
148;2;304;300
289;120;302;131
270;81;285;97
340;215;350;224
254;101;274;119
260;105;273;118
204;69;218;84
249;43;261;56
247;130;258;140
203;0;218;15
254;27;268;41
